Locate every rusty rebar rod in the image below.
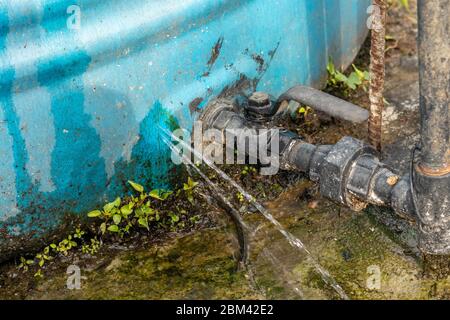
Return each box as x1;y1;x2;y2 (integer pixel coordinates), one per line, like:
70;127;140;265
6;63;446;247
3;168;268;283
368;0;387;152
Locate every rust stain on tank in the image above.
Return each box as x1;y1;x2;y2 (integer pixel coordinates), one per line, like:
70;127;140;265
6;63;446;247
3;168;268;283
202;37;224;77
189;97;204;114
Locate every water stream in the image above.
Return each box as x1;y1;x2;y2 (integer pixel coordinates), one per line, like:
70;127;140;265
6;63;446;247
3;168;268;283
161;129;349;300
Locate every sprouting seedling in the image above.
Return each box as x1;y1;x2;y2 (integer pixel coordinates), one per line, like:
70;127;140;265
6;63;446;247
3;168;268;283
183;177;199;204
18;257;34;272
18;176;198;278
327;58;370;93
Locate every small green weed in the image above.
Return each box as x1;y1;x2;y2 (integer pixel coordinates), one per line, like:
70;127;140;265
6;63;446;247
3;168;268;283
18;177;200;278
327;58;370;94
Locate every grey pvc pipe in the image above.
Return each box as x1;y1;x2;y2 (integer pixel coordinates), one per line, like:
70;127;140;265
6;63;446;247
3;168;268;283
277;86;370;124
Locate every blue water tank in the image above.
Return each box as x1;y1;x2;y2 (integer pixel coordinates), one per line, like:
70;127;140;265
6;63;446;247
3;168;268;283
0;0;370;258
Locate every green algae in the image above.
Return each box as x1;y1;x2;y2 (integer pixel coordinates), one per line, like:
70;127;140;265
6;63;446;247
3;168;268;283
21;229;263;300
236;182;450;300
2;180;450;300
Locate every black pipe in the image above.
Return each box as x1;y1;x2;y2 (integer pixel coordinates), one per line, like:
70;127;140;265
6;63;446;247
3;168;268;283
200;97;411;216
200;70;448;254
413;0;450;254
417;0;450;171
276;86;369;124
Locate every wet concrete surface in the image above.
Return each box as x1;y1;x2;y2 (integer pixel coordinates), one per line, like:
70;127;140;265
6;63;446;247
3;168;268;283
2;179;449;300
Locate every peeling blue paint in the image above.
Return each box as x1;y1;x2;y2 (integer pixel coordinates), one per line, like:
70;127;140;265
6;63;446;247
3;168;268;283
0;0;371;257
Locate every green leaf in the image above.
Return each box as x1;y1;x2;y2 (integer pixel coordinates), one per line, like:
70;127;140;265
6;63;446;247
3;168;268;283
124;223;132;233
100;222;107;234
87;210;102;218
149;189;173;201
121;204;133;216
113;214;122;225
352;64;365;81
363;71;371;81
112;197;121;207
346;72;362;90
34;270;43;278
138;218;149;230
142;206;155;215
327;57;336;75
188;177;198;188
134;207;144;218
128;180;144;193
103;201;116;213
183;177;199;191
140;193;148;201
169;213;180;223
334;71;348;83
108;225;119;233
